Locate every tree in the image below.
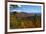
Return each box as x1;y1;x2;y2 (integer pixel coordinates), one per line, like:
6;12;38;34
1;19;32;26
33;14;37;26
10;5;19;9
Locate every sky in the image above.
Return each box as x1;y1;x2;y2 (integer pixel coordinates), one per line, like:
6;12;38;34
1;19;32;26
10;5;41;13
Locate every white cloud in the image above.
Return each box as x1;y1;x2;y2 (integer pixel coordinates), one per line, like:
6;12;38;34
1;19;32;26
17;5;22;7
12;10;22;12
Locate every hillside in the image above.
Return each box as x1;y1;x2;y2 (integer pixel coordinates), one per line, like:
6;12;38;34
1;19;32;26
10;12;41;29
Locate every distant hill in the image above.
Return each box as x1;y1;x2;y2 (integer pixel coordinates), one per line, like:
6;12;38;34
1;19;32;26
10;11;41;18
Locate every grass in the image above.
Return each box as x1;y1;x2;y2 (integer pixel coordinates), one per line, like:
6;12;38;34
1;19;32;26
10;12;41;29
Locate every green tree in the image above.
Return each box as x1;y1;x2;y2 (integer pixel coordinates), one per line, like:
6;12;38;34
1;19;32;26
10;5;19;9
33;14;37;26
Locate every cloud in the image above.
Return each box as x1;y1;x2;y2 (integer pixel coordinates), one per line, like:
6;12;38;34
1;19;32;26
12;10;22;12
17;5;22;7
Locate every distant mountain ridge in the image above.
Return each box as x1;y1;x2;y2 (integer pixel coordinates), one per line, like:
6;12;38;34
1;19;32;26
10;11;41;18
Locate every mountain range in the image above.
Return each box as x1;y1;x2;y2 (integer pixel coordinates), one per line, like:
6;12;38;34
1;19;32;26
10;11;41;18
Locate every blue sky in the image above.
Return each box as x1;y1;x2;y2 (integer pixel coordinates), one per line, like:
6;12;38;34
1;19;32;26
10;5;41;13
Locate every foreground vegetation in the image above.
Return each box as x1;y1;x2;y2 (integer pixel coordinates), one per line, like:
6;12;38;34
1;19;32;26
10;12;41;29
